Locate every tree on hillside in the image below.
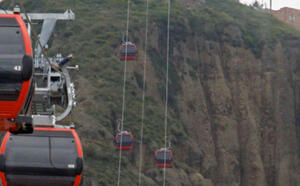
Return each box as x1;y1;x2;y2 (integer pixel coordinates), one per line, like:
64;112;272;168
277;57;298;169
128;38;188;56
252;0;264;9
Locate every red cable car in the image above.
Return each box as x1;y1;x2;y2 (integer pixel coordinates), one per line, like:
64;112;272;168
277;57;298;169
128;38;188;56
0;127;83;186
154;148;173;168
115;131;133;151
0;12;34;133
120;42;137;60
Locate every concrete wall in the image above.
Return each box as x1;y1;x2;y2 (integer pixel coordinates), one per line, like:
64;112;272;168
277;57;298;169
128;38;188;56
272;7;300;29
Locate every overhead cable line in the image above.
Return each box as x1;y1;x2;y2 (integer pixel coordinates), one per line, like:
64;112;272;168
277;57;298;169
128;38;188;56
117;0;131;185
163;0;171;186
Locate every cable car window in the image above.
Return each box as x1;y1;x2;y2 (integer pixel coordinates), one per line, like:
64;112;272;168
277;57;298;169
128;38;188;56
50;137;77;168
116;134;132;146
0;18;26;101
121;45;136;56
5;136;50;168
156;151;172;163
0;27;25;55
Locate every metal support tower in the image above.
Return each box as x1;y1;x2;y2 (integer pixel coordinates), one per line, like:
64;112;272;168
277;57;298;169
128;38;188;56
0;7;78;128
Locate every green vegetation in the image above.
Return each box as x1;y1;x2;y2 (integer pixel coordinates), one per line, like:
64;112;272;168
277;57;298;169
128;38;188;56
191;0;300;57
2;0;300;185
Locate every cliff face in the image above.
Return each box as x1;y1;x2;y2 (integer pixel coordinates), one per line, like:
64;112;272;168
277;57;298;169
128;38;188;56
129;19;300;185
169;38;300;186
132;1;300;184
4;0;300;185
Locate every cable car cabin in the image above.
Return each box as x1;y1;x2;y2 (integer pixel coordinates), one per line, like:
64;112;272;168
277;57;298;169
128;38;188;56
120;42;137;60
154;149;173;168
0;13;34;132
115;131;133;151
0;128;83;186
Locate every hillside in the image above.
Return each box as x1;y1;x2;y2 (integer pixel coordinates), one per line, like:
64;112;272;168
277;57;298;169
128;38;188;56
3;0;300;185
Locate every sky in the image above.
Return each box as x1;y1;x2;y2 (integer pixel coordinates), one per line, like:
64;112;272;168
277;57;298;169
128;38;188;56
240;0;300;10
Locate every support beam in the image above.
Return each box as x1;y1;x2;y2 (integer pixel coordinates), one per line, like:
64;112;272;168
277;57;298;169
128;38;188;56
22;10;75;20
0;9;75;20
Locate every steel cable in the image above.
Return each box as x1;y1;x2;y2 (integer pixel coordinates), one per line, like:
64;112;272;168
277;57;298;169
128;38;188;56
117;0;131;185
